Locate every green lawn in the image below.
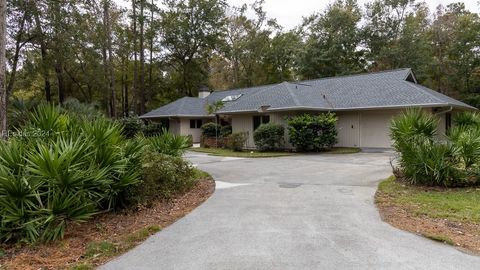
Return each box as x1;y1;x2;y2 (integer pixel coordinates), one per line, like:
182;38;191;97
377;176;480;223
188;147;360;158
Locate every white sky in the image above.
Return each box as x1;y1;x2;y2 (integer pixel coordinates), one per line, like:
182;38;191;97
226;0;480;30
115;0;480;30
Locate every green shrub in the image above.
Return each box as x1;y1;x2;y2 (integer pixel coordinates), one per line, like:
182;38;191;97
253;123;284;151
201;122;220;138
220;125;232;138
119;116;145;139
453;111;480;128
127;152;196;204
227;132;247;151
286;113;338;151
0;105;143;243
142;121;164;137
148;129;190;157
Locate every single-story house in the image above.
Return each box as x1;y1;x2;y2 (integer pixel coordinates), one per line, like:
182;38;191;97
140;68;475;149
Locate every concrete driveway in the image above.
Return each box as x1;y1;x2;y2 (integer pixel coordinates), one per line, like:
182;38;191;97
102;152;480;270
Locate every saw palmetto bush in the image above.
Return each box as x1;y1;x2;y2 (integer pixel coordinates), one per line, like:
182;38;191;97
0;104;144;243
390;109;480;187
148;128;190;157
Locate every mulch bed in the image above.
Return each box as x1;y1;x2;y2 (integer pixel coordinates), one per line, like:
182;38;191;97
0;177;215;270
376;190;480;255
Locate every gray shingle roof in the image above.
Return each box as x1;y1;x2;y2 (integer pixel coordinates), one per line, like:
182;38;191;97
139;97;209;118
141;68;475;118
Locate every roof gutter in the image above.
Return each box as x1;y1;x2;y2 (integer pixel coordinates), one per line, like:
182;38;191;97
139;114;215;119
433;106;453;115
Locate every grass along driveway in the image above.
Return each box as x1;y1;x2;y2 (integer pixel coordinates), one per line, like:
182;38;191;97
189;147;360;158
376;176;480;253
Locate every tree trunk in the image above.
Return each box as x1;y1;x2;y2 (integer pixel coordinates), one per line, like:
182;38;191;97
32;5;51;102
148;0;154;106
6;8;27;95
0;0;7;137
55;60;65;104
139;0;146;114
104;0;116;118
131;0;138;115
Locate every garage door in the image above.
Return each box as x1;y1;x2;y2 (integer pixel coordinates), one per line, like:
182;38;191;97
360;111;399;148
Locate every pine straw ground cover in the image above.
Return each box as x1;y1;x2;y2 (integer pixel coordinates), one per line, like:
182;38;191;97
376;176;480;255
0;177;215;270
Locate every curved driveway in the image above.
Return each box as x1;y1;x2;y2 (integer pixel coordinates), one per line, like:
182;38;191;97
103;152;480;270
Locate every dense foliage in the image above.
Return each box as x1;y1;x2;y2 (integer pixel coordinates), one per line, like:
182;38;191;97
0;104;197;244
148;129;190;157
126;151;196;205
201;122;220;138
3;0;480;127
118;117;164;139
253;123;285;151
0;105;144;243
391;109;480;187
287;113;338;152
226;132;247;151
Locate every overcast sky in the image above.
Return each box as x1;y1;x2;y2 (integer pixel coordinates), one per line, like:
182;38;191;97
115;0;479;30
226;0;480;30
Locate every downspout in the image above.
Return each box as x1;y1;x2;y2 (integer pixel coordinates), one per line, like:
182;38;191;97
433;106;453;136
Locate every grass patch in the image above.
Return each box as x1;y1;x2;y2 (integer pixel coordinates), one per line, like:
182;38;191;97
422;233;455;245
189;147;294;158
377;176;480;223
189;147;360;157
123;225;161;249
319;147;361;154
70;263;94;270
193;168;210;179
84;241;117;258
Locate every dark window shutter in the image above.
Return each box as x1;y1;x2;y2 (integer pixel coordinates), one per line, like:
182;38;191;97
190;119;195;128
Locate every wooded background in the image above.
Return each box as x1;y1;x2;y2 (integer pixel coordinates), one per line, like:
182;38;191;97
4;0;480;118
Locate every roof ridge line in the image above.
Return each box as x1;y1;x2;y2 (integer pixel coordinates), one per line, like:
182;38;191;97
403;81;447;105
297;68;412;85
284;82;302;107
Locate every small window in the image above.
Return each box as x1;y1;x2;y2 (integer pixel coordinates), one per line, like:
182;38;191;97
190;119;203;129
253;115;270;130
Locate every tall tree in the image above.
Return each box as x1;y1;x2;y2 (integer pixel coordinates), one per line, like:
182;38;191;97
138;0;145;114
131;0;138;114
363;0;415;69
0;0;6;136
160;0;227;96
299;0;364;79
103;0;116;117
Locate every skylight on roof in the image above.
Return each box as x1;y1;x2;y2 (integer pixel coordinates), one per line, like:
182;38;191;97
221;94;243;102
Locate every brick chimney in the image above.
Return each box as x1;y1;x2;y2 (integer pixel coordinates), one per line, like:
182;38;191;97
198;85;210;98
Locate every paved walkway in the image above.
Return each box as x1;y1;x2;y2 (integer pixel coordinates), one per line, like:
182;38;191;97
102;152;480;270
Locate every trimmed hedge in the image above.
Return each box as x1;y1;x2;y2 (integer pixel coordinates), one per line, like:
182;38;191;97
287;113;338;151
253;123;284;151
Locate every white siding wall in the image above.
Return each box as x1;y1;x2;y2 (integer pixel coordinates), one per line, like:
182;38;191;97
228;109;453;149
336;112;360;147
181;118;212;143
169;118;181;135
232;115;255;148
169;118;211;143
